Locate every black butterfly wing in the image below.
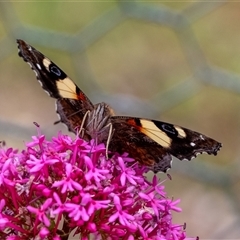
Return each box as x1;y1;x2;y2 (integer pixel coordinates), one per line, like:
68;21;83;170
110;116;221;172
17;39;94;134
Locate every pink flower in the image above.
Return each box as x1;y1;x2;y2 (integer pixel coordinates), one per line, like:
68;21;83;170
0;129;196;239
27;198;53;227
52;163;83;193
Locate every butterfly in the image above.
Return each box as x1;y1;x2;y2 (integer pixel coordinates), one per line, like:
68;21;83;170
17;39;221;173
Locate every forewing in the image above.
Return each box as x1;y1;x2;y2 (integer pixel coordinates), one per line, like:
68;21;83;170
17;39;94;133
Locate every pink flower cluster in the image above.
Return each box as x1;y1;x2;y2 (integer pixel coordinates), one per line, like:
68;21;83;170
0;129;194;239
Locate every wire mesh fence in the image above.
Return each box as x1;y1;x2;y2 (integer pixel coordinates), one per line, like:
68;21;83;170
0;1;239;238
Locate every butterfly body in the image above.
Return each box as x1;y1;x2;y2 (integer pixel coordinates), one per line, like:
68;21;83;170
17;39;221;173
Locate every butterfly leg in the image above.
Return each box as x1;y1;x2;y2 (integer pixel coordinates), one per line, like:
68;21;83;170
84;122;112;159
105;122;113;159
78;110;90;138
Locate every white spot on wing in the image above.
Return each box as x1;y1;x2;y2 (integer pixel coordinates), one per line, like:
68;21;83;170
175;126;187;138
33;70;38;77
36;63;41;70
27;62;33;68
200;135;205;140
190;142;196;147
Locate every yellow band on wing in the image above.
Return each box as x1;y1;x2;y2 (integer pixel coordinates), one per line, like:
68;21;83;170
43;58;51;69
174;126;187;138
56;78;78;99
140;119;172;148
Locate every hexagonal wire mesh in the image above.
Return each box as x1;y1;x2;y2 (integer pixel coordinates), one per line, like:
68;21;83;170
0;1;240;239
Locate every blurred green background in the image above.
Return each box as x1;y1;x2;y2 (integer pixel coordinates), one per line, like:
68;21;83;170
0;1;240;239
